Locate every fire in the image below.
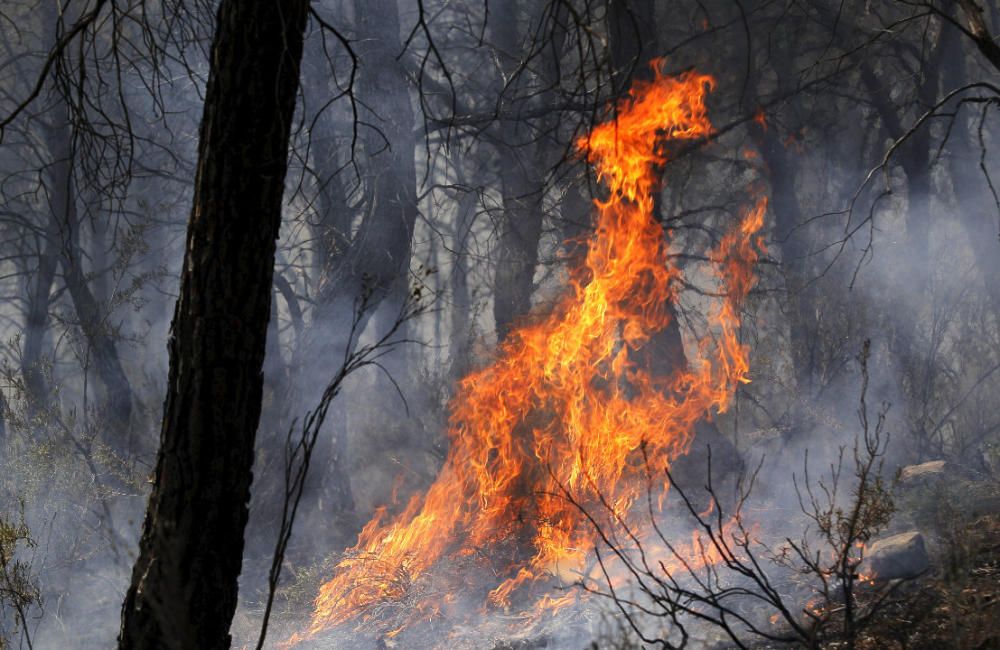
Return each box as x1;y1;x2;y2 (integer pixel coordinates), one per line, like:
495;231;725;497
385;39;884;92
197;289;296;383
295;63;766;642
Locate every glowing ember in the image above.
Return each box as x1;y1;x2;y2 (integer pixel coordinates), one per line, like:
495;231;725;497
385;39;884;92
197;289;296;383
293;62;766;643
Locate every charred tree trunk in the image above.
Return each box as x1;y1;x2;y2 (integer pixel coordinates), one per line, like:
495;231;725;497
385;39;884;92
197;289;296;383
492;1;544;341
749;30;818;406
0;390;7;443
491;1;571;341
286;0;419;533
21;222;59;412
756;129;816;394
860;33;950;456
346;0;419;341
609;0;688;379
607;0;658;96
62;240;135;428
607;0;741;484
118;0;309;647
493;147;545;341
449;189;478;381
296;0;418;374
302;41;354;287
44;112;135;437
946;35;1000;315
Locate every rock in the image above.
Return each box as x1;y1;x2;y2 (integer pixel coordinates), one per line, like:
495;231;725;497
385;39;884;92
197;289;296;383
898;460;948;486
864;531;929;580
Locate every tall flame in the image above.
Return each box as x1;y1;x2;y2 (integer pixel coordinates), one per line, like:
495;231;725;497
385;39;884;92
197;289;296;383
295;63;766;642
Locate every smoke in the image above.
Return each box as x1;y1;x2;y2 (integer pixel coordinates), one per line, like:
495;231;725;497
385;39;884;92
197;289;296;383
2;0;1000;648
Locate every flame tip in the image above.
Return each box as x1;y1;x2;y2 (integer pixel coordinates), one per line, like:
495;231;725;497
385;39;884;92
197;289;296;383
296;67;765;644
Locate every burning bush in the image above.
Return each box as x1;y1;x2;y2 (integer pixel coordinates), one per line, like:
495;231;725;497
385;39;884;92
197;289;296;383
287;64;767;645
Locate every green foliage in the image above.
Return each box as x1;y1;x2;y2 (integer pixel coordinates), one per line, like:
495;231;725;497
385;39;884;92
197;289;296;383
0;504;40;649
0;361;148;647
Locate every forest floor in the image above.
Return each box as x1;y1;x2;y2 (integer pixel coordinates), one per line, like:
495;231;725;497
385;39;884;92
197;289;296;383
242;463;1000;649
851;472;1000;649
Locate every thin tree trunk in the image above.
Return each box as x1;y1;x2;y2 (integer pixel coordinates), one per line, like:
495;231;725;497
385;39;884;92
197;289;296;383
118;0;309;647
491;1;569;341
288;0;419;531
21;224;59;412
608;0;742;485
491;0;544;339
754;120;817;395
450;189;478;381
44;112;135;436
61;243;135;428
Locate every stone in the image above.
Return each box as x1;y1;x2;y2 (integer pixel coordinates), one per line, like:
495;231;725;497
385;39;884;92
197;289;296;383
864;531;929;580
898;460;947;485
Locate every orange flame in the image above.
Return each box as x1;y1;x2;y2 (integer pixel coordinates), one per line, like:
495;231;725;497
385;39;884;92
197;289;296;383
295;63;766;642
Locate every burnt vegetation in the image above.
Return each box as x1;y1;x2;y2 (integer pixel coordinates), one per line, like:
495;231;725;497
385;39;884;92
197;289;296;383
0;0;999;649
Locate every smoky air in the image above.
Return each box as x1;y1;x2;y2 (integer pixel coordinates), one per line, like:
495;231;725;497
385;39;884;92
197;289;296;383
0;2;998;649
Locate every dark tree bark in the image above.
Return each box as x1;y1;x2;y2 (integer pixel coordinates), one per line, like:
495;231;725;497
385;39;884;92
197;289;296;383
606;0;742;484
43;109;136;436
748;26;818;401
492;1;570;341
20;220;59;412
859;32;952;454
302;42;354;289
956;0;1000;74
609;0;688;378
0;390;7;443
293;0;417;378
493;148;545;341
330;0;418;313
755;126;816;390
492;0;544;341
607;0;658;96
449;188;478;381
340;0;419;328
287;0;418;531
61;240;135;427
945;35;1000;314
118;0;309;647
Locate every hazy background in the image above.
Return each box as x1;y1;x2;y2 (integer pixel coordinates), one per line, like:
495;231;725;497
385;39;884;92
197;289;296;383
1;0;999;646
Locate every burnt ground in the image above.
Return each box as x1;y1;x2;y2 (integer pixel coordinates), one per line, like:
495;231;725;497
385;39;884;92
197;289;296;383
235;467;1000;649
853;478;1000;649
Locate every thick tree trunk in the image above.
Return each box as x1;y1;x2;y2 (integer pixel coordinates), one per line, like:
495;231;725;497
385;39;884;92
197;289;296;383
946;37;1000;314
609;0;689;379
860;34;950;455
607;0;657;95
118;0;309;647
